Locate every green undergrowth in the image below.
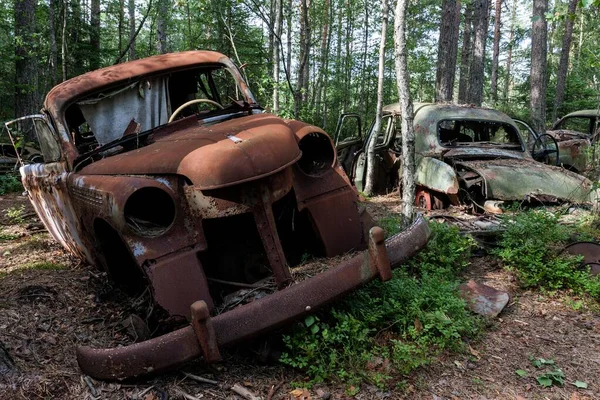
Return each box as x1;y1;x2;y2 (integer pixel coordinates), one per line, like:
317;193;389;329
0;174;23;195
23;262;66;271
280;221;481;387
495;210;600;297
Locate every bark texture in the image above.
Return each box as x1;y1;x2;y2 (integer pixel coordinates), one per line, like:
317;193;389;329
272;0;282;113
129;0;136;60
457;1;474;104
468;0;490;106
530;0;548;135
48;0;58;85
90;0;101;70
435;0;461;102
503;0;517;103
551;0;578;123
156;0;168;54
364;0;389;195
490;0;502;103
14;0;39;117
394;0;415;225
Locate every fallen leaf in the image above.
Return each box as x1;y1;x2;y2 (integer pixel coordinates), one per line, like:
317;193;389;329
573;381;588;389
515;369;528;377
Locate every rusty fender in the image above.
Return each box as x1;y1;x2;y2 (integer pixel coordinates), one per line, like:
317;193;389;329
76;215;430;380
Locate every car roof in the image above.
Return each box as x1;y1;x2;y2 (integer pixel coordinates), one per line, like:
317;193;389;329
44;50;230;116
382;102;517;126
561;109;600;118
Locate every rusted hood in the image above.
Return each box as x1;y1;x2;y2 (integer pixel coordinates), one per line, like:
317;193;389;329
456;159;595;203
80;114;302;190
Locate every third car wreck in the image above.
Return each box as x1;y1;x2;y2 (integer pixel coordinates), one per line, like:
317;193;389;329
336;103;599;211
6;51;430;380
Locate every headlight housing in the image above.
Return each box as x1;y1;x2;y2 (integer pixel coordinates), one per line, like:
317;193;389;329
124;187;176;237
297;132;335;176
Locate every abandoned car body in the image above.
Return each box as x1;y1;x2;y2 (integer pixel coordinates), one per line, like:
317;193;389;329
6;51;430;379
335;103;598;210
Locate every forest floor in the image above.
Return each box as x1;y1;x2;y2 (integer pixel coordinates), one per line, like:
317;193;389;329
0;191;599;400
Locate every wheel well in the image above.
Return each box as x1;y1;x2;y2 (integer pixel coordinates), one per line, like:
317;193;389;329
93;218;146;294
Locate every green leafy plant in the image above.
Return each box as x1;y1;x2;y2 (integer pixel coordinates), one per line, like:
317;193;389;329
536;369;565;387
0;175;23;195
495;210;600;297
281;222;481;385
5;205;26;224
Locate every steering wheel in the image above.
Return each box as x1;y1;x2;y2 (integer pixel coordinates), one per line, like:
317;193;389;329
168;98;224;123
531;133;560;166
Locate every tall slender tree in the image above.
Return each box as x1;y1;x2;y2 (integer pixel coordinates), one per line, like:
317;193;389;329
551;0;578;123
435;0;461;102
14;0;38;117
503;0;517;103
364;0;389;195
458;1;474;104
530;0;548;135
468;0;490;106
90;0;101;70
394;0;415;224
490;0;502;103
272;0;282;113
129;0;136;59
156;0;168;53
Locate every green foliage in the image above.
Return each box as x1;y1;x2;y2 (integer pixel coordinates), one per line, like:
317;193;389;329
536;369;565;387
5;204;26;224
0;229;19;241
23;262;66;270
0;175;23;195
495;211;600;297
281;222;481;385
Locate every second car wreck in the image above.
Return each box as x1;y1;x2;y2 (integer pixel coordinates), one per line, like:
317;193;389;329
336;103;599;211
5;51;430;380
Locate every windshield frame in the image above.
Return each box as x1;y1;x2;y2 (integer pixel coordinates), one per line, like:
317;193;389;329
436;118;525;152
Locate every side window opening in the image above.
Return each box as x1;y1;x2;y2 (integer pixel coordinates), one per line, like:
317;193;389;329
438;119;521;147
557;117;593;134
4;115;61;164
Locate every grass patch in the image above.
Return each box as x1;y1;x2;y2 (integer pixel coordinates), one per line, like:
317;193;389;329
0;174;23;195
23;262;66;271
280;221;481;386
0;229;19;241
495;210;600;297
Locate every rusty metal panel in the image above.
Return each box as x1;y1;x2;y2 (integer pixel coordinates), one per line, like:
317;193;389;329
20;163;94;262
76;215;431;380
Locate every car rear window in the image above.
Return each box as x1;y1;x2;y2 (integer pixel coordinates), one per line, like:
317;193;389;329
438;119;522;148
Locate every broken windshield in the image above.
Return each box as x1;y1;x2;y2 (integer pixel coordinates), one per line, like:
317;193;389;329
438;119;523;149
65;64;254;156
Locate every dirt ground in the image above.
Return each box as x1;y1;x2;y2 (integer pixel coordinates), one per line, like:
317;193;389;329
0;191;599;400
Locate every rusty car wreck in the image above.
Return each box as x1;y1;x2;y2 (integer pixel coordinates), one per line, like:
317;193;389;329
5;51;430;380
335;103;598;211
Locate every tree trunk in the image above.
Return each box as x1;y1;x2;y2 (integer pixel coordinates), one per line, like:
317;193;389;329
90;0;100;70
118;0;124;54
321;0;333;127
551;0;578;123
364;0;389;195
490;0;501;104
435;0;461;102
156;0;168;54
457;1;473;104
359;0;369;113
343;0;353;111
503;0;516;103
61;0;67;81
48;0;58;85
314;0;330;122
468;0;490;106
272;0;282;113
14;0;39;117
530;0;548;135
295;0;310;117
129;0;136;60
286;0;292;83
394;0;415;225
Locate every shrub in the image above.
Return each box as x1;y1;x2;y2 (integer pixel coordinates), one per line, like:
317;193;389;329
0;174;23;195
495;210;600;296
281;222;481;385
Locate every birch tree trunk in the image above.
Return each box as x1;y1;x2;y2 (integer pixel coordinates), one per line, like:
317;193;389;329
394;0;415;225
272;0;282;113
490;0;502;104
14;0;39;117
530;0;548;135
457;2;473;104
468;0;490;106
364;0;388;195
435;0;461;102
129;0;136;60
551;0;578;123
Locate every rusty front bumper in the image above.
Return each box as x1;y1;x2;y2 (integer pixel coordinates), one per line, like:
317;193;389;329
77;215;430;380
